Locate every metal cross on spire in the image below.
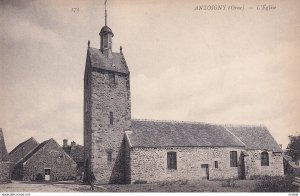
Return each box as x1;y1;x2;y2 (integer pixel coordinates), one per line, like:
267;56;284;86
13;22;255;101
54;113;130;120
104;0;108;26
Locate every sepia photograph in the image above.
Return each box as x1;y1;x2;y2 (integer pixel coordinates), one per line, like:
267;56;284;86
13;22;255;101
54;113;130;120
0;0;300;194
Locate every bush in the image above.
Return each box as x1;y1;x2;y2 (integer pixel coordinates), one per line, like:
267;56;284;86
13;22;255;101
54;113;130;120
221;178;236;187
36;173;44;182
252;175;298;192
133;180;147;184
179;180;188;185
159;181;174;186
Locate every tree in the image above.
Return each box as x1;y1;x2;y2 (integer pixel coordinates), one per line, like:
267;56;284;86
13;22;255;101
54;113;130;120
285;134;300;162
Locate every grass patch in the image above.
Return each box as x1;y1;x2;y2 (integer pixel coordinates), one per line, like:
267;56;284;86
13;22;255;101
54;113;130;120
133;180;147;184
251;175;298;192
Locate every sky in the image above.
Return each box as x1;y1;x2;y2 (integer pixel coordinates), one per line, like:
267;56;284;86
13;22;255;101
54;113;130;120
0;0;299;151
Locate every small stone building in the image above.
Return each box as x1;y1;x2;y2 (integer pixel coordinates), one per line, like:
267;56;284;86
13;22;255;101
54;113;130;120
0;128;13;183
13;138;76;181
83;12;284;184
62;139;84;178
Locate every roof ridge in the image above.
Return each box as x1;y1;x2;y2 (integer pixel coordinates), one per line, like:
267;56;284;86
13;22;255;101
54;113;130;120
132;119;264;127
224;124;266;128
132;118;219;125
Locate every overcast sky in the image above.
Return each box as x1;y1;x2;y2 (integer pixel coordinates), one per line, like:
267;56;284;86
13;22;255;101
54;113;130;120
1;0;299;151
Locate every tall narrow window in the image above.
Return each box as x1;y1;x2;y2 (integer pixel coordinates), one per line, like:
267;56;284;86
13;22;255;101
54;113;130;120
167;151;177;170
215;161;219;168
109;112;113;125
261;151;269;166
108;34;112;48
230;151;238;167
103;34;108;49
107;151;112;162
108;73;115;86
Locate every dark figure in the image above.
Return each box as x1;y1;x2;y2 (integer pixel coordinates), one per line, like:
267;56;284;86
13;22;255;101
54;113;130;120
88;172;96;191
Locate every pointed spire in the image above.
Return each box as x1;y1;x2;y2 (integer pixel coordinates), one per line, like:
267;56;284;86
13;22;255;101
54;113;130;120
104;0;108;26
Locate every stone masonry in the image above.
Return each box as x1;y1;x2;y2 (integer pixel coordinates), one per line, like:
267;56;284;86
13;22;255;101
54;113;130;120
17;139;76;181
84;66;131;184
126;146;245;184
244;150;284;179
0;162;13;183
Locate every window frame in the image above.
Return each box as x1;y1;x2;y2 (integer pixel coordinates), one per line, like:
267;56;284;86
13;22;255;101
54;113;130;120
214;161;219;168
167;151;177;170
230;151;238;167
261;151;269;166
108;73;116;86
107;151;112;162
103;33;109;49
109;112;113;125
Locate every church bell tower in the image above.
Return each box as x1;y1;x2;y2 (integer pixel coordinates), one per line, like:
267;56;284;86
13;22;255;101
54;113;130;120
83;0;131;184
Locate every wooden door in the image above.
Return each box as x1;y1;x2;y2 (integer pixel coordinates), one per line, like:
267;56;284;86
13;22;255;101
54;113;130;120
201;164;209;180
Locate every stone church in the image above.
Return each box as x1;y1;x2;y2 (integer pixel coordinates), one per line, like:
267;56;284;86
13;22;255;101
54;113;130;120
83;12;284;185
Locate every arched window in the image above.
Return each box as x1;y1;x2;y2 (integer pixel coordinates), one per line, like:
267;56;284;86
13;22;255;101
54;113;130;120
261;151;269;166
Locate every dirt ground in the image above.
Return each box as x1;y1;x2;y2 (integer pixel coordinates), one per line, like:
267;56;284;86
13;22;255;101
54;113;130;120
0;180;257;192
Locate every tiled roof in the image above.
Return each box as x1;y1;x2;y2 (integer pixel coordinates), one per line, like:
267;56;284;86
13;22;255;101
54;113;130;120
8;137;39;164
9;137;38;155
127;120;245;148
225;125;283;152
17;139;50;165
70;145;84;163
88;47;129;74
0;128;8;161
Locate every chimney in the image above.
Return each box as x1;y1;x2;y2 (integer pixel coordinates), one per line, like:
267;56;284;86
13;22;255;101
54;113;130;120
63;139;68;148
71;141;76;147
279;144;282;149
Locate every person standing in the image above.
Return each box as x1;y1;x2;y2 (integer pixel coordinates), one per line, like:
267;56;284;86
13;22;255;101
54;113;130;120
88;172;96;191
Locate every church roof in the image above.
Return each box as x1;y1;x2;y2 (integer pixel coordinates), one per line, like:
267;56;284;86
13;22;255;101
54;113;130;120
126;120;282;152
127;120;245;148
0;128;8;161
225;125;283;152
88;47;129;74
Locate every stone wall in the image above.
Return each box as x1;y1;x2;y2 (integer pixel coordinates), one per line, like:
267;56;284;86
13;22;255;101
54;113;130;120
22;139;76;181
83;58;92;181
0;128;8;161
128;146;244;184
0;162;13;183
244;150;284;178
88;69;131;184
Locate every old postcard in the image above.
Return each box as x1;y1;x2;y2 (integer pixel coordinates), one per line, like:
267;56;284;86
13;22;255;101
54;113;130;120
0;0;299;194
